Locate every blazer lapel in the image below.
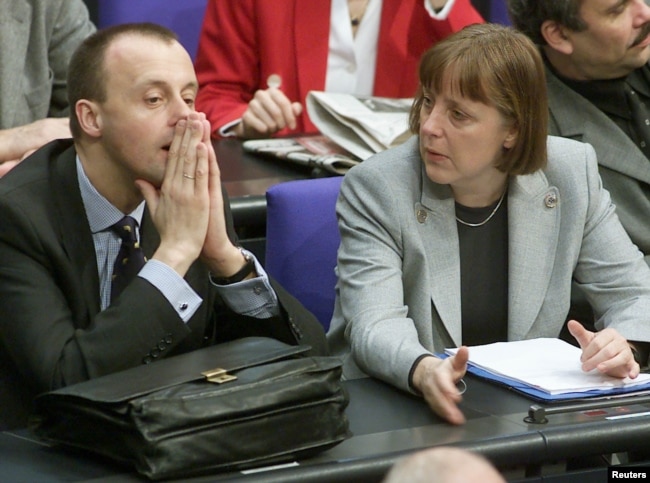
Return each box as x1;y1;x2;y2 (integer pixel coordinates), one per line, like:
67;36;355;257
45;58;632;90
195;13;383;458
51;145;101;317
416;167;561;345
375;0;412;96
547;67;650;185
507;172;561;340
294;1;330;104
418;177;463;345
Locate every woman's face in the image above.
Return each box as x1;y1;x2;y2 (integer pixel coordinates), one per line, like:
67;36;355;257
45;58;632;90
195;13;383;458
418;76;518;199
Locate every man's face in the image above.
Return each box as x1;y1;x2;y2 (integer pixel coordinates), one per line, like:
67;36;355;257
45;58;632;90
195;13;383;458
95;34;198;187
563;0;650;79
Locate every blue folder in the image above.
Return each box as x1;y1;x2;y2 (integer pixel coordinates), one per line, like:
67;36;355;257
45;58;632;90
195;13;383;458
438;354;650;403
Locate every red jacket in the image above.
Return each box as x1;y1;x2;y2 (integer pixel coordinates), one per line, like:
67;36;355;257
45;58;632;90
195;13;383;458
195;0;484;137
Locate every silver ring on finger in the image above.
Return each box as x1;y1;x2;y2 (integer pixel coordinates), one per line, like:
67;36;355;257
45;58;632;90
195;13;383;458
182;173;195;180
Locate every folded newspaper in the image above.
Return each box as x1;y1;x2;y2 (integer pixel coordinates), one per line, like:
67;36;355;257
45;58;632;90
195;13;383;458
306;91;413;161
242;92;413;175
242;135;359;176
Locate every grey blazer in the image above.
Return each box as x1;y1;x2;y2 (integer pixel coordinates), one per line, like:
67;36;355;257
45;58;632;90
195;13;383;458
327;136;650;392
0;0;95;129
546;64;650;265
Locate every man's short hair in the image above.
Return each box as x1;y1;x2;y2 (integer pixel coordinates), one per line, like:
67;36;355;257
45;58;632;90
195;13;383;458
507;0;587;45
383;447;505;483
67;23;179;138
409;23;548;176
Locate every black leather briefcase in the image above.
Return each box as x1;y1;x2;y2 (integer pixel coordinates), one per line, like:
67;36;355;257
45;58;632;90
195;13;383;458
30;337;350;480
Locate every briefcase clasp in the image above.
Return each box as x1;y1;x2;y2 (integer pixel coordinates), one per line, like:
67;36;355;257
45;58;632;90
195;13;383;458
202;367;237;384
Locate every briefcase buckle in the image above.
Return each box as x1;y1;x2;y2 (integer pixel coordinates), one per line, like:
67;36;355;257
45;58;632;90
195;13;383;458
202;367;237;384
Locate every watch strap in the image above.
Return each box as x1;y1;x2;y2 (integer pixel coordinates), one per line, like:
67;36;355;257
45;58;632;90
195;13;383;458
213;249;256;285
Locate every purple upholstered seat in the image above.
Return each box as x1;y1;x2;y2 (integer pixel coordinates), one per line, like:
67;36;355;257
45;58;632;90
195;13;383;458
265;177;343;331
97;0;208;60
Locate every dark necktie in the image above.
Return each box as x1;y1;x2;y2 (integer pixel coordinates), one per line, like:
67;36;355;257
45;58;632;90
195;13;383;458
110;216;146;302
625;84;650;157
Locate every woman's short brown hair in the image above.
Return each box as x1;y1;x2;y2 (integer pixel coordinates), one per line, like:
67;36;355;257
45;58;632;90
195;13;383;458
409;23;548;175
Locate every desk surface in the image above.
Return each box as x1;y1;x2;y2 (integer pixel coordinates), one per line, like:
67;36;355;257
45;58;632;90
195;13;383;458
218;139;313;199
3;375;650;483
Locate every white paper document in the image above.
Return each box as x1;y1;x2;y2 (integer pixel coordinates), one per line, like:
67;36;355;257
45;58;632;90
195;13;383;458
445;338;650;395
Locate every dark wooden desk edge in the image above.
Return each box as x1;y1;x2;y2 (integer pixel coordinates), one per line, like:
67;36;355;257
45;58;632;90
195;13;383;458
203;432;546;483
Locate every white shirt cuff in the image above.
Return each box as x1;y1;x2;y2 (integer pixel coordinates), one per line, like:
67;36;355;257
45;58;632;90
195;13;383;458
219;118;242;137
138;259;202;323
211;251;280;318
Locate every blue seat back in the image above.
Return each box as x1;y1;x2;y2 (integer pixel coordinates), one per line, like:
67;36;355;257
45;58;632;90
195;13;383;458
97;0;208;60
265;177;343;331
489;0;511;25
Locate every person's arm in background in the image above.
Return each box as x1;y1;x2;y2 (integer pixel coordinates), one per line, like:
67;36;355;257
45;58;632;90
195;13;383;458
0;118;71;171
225;0;475;139
194;1;329;139
47;0;96;118
194;0;483;139
0;0;95;174
195;0;264;138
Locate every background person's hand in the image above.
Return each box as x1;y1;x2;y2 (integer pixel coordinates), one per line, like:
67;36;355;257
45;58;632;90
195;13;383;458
0;161;20;177
20;117;71;148
234;87;302;138
0;117;72;173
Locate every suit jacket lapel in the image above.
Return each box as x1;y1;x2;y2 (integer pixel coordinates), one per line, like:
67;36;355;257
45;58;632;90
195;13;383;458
51;145;101;317
507;172;561;340
547;66;650;185
418;177;463;345
140;209;160;260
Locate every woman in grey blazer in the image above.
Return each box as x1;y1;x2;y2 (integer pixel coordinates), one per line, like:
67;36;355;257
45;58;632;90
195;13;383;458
328;23;650;425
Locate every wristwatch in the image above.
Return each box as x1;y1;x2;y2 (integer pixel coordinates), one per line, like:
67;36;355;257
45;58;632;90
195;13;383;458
213;248;256;285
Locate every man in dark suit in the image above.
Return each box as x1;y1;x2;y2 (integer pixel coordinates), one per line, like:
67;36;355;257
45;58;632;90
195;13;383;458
508;0;650;265
508;0;650;334
0;23;327;430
